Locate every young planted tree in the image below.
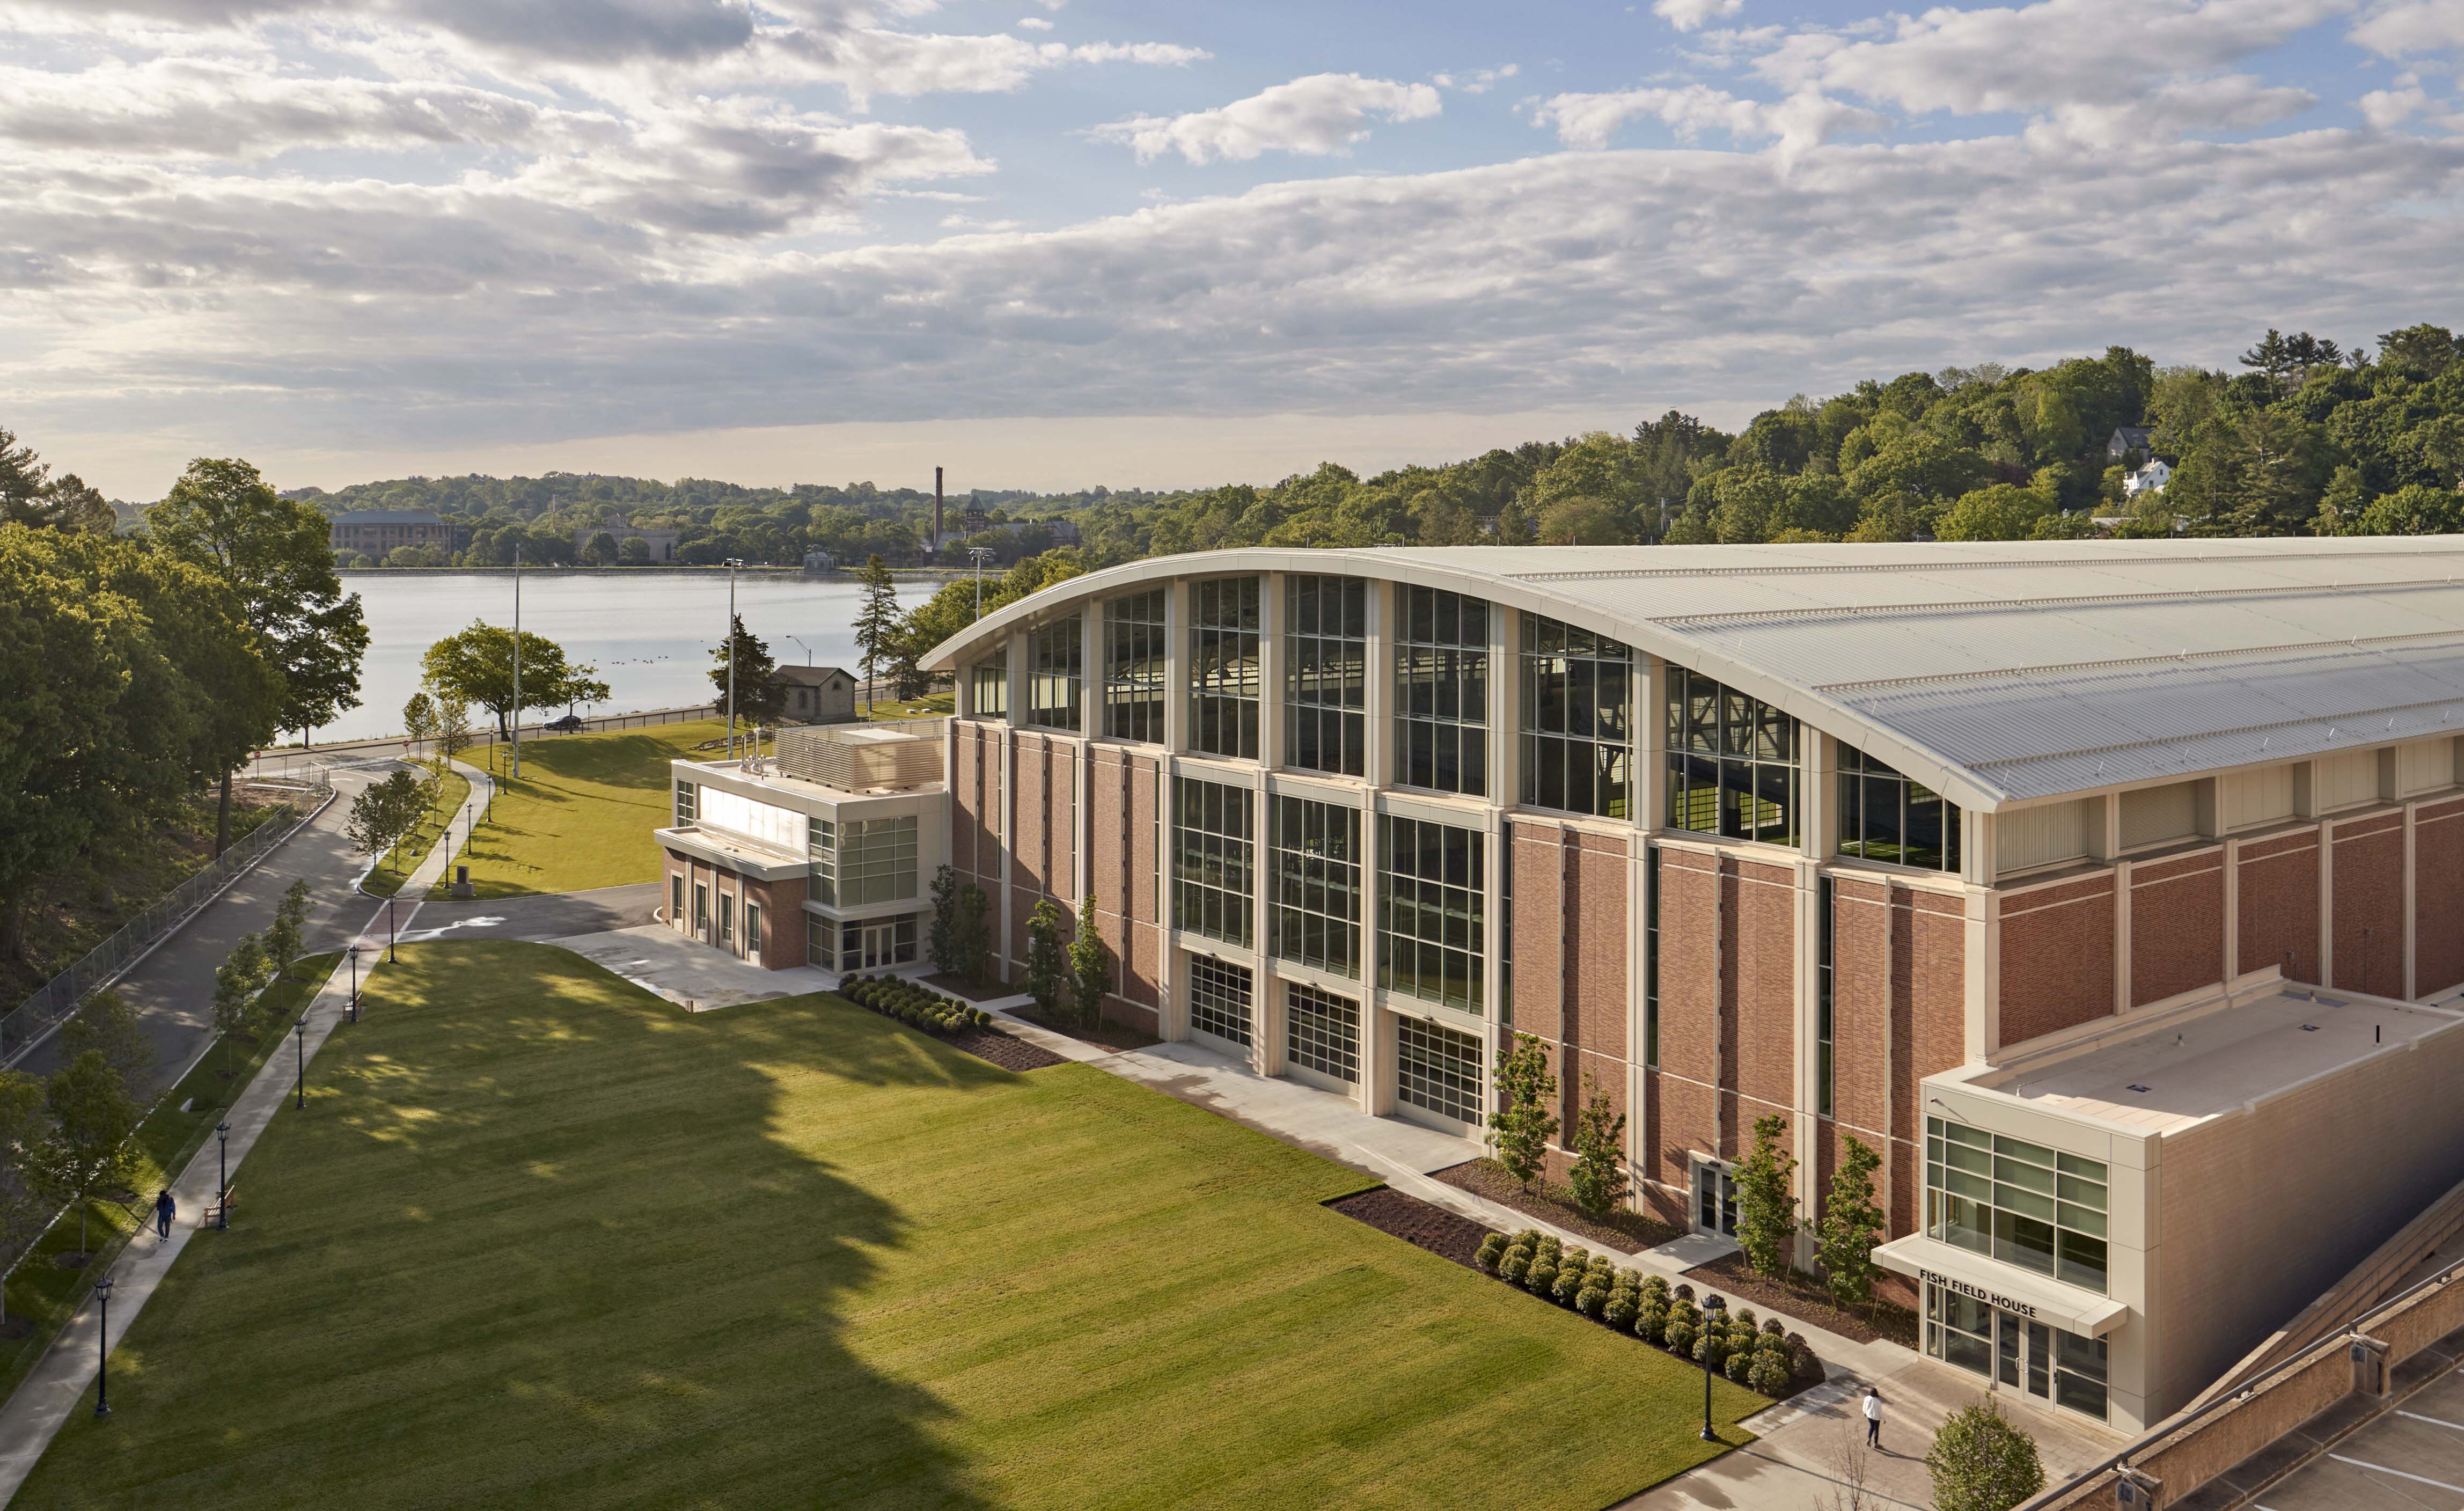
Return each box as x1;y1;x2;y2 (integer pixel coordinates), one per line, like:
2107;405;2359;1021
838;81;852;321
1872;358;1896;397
347;769;428;874
212;933;269;1079
853;554;901;715
430;684;474;772
955;883;993;986
403;690;438;766
1069;895;1113;1030
1488;1032;1560;1189
35;1050;141;1260
1927;1400;2045;1511
1568;1072;1629;1217
0;1069;49;1326
1022;899;1069;1019
927;864;962;975
61;991;157;1096
263;878;310;985
1817;1134;1887;1311
1735;1112;1801;1278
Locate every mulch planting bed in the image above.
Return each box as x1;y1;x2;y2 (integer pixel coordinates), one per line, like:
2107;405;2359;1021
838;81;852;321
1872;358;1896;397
1008;1005;1163;1053
1326;1187;1497;1271
1682;1250;1919;1348
922;972;1016;1004
1432;1160;1684;1252
943;1025;1066;1072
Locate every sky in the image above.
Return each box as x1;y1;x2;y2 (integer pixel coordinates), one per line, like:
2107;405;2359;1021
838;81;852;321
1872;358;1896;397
2;0;2461;500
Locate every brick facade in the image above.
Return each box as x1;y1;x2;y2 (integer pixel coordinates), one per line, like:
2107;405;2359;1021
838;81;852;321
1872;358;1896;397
1997;874;2115;1044
2131;849;2226;1008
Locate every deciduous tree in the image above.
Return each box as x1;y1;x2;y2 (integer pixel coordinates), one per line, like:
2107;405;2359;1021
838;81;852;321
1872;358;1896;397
1488;1032;1559;1188
1022;899;1069;1019
420;621;610;741
1817;1135;1886;1310
61;991;156;1096
1735;1112;1800;1278
1927;1400;2045;1511
1568;1073;1628;1217
0;1069;48;1325
1068;896;1113;1030
34;1050;141;1259
347;769;428;874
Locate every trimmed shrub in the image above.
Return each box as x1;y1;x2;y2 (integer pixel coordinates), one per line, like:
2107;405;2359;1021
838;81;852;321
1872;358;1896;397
1641;1274;1671;1305
1673;1282;1694;1303
1552;1266;1587;1306
1748;1351;1793;1396
1663;1316;1697;1357
1763;1317;1786;1338
1633;1301;1667;1345
1734;1308;1758;1336
1603;1292;1638;1329
1725;1344;1755;1383
1499;1251;1531;1285
1695;1329;1728;1373
1526;1260;1559;1296
1574;1285;1608;1318
1790;1340;1825;1388
1475;1234;1508;1273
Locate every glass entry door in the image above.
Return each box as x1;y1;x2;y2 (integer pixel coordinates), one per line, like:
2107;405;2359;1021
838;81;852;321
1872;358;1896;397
1693;1163;1737;1237
859;921;900;969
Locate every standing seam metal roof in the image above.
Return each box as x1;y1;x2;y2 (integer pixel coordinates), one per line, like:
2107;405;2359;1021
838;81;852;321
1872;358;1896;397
919;536;2464;811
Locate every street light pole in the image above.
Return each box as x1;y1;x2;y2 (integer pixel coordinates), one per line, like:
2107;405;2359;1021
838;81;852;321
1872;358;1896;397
968;546;996;620
347;943;363;1023
216;1121;230;1230
724;558;744;758
387;896;397;963
92;1277;113;1418
1700;1293;1728;1441
511;540;523;780
294;1016;309;1110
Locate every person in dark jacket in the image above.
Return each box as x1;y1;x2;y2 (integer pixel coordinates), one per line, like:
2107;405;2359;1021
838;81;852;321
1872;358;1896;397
154;1188;175;1239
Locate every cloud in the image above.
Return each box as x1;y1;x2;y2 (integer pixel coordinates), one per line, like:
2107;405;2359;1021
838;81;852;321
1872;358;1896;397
1090;72;1442;164
1656;0;1746;31
1433;64;1519;93
2350;0;2464;54
2025;75;2316;146
1016;16;1052;31
1534;84;1886;159
2360;78;2431;127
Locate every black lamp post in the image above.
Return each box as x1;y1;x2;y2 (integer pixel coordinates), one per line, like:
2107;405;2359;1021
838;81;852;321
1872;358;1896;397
216;1121;231;1230
387;896;398;963
1700;1293;1728;1441
294;1015;309;1110
347;943;363;1023
92;1276;113;1418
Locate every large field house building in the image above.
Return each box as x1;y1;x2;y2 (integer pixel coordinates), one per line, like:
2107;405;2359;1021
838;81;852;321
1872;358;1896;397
659;537;2464;1437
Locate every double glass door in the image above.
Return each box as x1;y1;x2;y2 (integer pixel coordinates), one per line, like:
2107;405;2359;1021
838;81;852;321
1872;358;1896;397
855;921;901;970
1926;1285;2107;1420
1693;1164;1737;1237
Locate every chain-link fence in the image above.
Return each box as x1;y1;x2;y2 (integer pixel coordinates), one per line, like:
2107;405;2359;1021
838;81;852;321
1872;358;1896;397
0;775;333;1065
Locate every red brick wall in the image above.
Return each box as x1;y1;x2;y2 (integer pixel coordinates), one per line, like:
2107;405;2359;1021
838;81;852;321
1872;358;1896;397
2131;849;2226;1008
1085;746;1162;1028
1002;732;1079;969
952;722;1001;883
2238;828;2321;982
1508;823;1566;1043
2419;800;2464;996
2333;812;2404;996
1652;849;1721;1196
1997;875;2114;1046
1507;823;1631;1157
1729;860;1795;1125
742;872;809;969
1568;834;1631;1062
1830;879;1893;1152
1893;889;1966;1242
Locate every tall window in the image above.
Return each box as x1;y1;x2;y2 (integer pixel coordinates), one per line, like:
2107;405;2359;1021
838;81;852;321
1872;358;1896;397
1286;576;1367;776
970;650;1008;720
674;781;697;825
1395;587;1489;795
1269;796;1361;978
1499;842;1514;1029
1188;955;1253;1046
809;818;838;905
1190;577;1262;759
1839;743;1963;872
1104;589;1168;743
1665;665;1799;846
1644;847;1661;1068
1926;1117;2109;1294
1284;982;1359;1083
1378;815;1485;1013
1173;777;1254;947
1520;614;1633;817
1816;877;1835;1118
1026;617;1082;731
837;817;918;905
1396;1017;1483;1125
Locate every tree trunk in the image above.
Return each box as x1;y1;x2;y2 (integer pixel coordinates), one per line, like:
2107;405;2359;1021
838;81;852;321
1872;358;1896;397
214;768;234;857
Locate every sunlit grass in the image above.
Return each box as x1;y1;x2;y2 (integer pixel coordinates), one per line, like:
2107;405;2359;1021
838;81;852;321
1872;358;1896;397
443;720;728;899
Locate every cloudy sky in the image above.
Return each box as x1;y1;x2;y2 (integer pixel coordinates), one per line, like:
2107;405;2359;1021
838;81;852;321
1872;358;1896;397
3;0;2460;498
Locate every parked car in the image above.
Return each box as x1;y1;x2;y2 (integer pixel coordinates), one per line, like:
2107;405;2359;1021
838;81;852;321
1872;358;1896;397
545;713;586;733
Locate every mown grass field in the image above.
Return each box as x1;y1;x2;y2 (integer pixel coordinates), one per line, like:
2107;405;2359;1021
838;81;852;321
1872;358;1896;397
18;941;1757;1509
446;720;727;898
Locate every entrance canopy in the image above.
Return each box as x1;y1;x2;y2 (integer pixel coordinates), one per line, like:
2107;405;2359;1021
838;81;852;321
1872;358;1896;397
1876;1233;2131;1338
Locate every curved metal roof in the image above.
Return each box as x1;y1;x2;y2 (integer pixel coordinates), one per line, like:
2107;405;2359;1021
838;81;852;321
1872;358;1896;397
921;537;2464;812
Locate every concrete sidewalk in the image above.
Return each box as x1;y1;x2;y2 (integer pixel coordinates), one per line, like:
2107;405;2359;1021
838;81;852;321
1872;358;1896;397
0;762;490;1507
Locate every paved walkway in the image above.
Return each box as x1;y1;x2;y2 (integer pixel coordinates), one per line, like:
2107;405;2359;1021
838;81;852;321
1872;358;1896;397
0;762;487;1507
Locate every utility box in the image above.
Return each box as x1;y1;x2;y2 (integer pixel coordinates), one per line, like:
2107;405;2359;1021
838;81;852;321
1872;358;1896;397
452;863;473;899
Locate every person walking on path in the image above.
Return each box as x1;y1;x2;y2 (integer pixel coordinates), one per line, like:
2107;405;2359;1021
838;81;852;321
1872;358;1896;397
153;1189;175;1241
1862;1385;1884;1449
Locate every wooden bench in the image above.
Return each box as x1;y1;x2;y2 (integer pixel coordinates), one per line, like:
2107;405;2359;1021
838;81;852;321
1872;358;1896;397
203;1185;239;1228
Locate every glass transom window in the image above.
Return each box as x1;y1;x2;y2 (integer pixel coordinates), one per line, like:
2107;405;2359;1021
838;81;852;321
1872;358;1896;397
1519;613;1633;817
1270;795;1361;978
1286;576;1367;776
1173;777;1255;948
1926;1117;2109;1294
1839;743;1963;872
1666;665;1799;846
1378;814;1485;1014
1396;1016;1483;1125
1103;589;1168;743
1395;586;1489;796
1191;577;1262;760
1187;955;1253;1046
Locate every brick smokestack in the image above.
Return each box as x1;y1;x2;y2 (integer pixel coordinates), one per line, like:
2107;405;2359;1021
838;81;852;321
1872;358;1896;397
934;466;943;554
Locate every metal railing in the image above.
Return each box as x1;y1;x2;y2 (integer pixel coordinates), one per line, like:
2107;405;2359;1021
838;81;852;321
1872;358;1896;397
0;780;331;1065
248;703;720;779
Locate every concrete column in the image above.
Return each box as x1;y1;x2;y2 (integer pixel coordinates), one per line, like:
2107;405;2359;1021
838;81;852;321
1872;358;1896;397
1626;824;1648;1199
1257;573;1286;773
1163;580;1190;756
1076;608;1100;907
2114;858;2133;1015
1792;853;1823;1267
1365;1003;1398;1116
2320;817;2335;988
1641;655;1668;833
1155;588;1187;1038
1362;578;1394;789
1968;887;1995;1061
2223;835;2241;983
1490;602;1519;810
1358;803;1388;1117
2405;801;2419;999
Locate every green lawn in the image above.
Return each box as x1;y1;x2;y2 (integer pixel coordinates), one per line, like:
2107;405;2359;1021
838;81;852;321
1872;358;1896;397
364;769;470;898
444;720;728;898
860;691;954;722
19;941;1757;1509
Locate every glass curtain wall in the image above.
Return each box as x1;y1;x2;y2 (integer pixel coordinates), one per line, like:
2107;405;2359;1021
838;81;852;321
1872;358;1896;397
1926;1117;2110;1293
1188;956;1254;1046
1173;777;1255;948
1025;617;1082;731
1395;586;1489;795
1377;815;1485;1013
1665;665;1799;846
1190;577;1262;759
1395;1017;1483;1124
970;650;1008;720
1103;589;1168;743
838;817;919;905
1285;575;1368;776
1270;796;1361;977
1839;743;1963;872
1519;613;1633;817
1284;982;1359;1082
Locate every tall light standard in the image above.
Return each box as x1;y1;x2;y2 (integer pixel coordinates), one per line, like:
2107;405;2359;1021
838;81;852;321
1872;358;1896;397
1700;1293;1728;1441
387;896;398;963
294;1014;309;1110
510;540;524;780
786;634;811;666
91;1276;113;1418
967;546;997;620
347;943;363;1022
215;1121;231;1230
723;558;745;758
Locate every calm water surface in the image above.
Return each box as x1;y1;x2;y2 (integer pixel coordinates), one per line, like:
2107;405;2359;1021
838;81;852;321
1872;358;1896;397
323;571;949;742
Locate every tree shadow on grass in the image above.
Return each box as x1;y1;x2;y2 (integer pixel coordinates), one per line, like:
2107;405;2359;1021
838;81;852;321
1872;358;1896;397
16;939;1004;1511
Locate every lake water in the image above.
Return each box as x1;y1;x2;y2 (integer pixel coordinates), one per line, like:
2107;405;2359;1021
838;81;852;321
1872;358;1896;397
321;571;951;742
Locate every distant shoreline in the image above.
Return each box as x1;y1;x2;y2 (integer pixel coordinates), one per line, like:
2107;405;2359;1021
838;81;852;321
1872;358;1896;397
337;566;963;579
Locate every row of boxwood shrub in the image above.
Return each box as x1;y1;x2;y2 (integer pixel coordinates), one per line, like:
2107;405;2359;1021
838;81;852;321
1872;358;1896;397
839;974;993;1035
1475;1228;1822;1397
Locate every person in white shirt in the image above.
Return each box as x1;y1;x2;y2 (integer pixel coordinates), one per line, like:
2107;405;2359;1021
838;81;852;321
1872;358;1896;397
1863;1385;1884;1449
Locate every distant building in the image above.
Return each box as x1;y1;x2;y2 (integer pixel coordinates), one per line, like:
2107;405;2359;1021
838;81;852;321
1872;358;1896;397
959;505;992;536
331;509;452;558
575;520;681;563
802;549;838;574
2123;459;2173;497
774;664;857;724
2107;426;2155;463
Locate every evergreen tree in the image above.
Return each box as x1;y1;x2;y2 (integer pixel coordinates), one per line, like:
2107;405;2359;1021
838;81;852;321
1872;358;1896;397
927;864;962;975
1023;899;1069;1018
1069;895;1113;1030
1487;1033;1559;1188
955;883;993;986
1817;1134;1887;1310
854;553;902;715
1735;1113;1800;1278
1567;1073;1628;1217
707;613;785;725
